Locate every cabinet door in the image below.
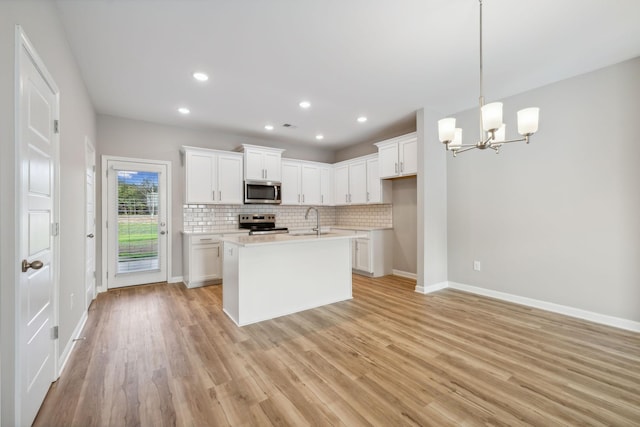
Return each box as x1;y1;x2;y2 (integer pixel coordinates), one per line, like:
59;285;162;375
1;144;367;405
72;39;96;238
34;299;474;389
354;239;371;272
320;167;332;205
349;160;368;204
301;164;321;205
399;138;417;176
185;151;215;204
333;164;350;205
217;154;243;204
244;149;264;180
366;157;381;203
263;151;281;182
281;161;301;205
192;243;221;282
378;143;399;179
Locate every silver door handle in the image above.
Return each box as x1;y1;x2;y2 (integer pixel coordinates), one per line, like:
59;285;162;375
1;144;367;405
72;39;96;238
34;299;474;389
87;233;94;238
22;259;43;273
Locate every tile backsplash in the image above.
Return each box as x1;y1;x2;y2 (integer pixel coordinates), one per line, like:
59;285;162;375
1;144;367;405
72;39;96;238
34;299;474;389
183;204;392;232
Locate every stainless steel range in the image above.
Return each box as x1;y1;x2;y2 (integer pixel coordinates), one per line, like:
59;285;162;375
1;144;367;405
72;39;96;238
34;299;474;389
239;214;289;235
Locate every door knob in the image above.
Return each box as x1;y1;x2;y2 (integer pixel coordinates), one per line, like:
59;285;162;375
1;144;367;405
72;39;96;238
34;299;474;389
22;259;44;273
160;231;166;235
87;233;94;238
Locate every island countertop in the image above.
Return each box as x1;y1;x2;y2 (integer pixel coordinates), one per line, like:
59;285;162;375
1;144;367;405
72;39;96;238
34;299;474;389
220;230;358;247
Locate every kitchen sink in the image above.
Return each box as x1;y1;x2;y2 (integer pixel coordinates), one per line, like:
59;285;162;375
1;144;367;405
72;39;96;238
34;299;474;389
288;230;334;236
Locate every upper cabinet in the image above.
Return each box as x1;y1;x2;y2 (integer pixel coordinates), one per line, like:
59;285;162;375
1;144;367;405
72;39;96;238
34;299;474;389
334;154;391;206
375;132;417;179
281;159;333;205
241;144;285;182
183;146;243;205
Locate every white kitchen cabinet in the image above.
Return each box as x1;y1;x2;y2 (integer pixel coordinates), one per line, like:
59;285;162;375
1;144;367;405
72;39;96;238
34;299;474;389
281;160;302;204
354;238;371;272
182;234;222;288
375;132;417;179
301;163;321;205
333;228;393;277
281;159;332;205
241;144;285;182
319;166;333;205
183;147;243;204
334;154;390;205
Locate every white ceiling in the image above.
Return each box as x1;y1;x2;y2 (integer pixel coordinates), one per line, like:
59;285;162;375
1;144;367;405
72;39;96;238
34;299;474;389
55;0;640;149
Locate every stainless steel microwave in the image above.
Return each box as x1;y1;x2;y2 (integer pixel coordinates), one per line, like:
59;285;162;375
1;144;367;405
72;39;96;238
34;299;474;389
244;180;281;204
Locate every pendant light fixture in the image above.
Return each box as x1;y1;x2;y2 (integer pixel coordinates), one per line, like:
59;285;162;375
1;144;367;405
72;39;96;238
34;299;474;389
438;0;540;156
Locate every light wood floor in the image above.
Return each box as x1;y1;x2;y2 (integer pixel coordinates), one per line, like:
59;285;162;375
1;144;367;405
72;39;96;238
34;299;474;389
34;275;640;426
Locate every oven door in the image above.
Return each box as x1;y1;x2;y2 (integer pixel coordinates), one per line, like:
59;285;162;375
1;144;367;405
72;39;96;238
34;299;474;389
244;181;281;204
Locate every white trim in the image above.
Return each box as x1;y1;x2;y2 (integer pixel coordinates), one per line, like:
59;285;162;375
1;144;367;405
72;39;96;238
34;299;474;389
448;281;640;333
392;269;417;280
169;276;183;284
57;311;88;376
100;155;172;292
84;136;96;305
415;281;448;294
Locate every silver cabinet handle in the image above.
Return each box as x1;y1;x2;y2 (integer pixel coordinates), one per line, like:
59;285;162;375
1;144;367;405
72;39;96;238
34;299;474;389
213;190;216;200
400;162;404;173
302;194;305;203
345;194;348;203
321;195;324;204
22;259;43;272
217;246;220;257
366;192;369;202
395;163;398;173
87;233;94;238
219;191;222;201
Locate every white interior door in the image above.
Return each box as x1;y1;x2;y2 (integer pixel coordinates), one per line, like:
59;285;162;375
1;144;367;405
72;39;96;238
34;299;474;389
85;139;96;307
17;29;59;426
106;159;169;288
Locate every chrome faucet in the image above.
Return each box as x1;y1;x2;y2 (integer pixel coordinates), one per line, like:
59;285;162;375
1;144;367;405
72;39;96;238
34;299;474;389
305;206;320;237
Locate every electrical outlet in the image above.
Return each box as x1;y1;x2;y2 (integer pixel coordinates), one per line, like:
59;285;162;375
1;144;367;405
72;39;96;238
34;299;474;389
70;293;74;309
473;261;481;271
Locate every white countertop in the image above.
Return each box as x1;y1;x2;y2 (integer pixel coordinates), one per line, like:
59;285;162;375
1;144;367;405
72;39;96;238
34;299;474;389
331;225;393;231
220;230;357;247
181;230;249;235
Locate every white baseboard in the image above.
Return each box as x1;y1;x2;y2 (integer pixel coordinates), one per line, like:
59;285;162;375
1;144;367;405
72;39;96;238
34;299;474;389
448;281;640;333
415;281;448;294
169;276;183;284
393;269;417;280
57;310;88;377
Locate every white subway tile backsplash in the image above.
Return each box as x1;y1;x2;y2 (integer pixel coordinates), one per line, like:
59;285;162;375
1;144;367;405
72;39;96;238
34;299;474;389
182;203;393;232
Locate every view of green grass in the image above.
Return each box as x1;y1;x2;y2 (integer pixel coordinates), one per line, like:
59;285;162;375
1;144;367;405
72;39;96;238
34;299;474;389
118;221;158;260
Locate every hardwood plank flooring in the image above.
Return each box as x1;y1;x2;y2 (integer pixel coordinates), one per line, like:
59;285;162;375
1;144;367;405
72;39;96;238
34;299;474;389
33;275;640;426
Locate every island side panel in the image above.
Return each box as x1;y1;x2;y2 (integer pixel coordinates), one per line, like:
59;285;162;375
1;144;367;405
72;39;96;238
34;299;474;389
237;238;352;326
222;241;240;323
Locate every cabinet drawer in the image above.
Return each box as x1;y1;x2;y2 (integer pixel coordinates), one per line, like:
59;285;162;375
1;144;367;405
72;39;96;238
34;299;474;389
192;235;221;244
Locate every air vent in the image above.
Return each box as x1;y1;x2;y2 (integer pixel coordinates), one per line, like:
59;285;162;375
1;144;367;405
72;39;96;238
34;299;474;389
282;123;297;129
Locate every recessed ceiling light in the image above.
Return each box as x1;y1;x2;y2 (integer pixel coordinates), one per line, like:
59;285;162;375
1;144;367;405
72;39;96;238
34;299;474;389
357;116;368;123
299;101;311;109
193;72;209;82
264;124;274;131
315;134;324;140
178;107;190;115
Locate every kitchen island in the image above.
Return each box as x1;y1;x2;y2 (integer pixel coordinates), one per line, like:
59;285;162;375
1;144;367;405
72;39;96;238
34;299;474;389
220;231;357;326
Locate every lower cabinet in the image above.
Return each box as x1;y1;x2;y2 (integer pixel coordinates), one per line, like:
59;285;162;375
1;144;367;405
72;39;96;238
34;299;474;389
182;234;222;288
335;228;392;277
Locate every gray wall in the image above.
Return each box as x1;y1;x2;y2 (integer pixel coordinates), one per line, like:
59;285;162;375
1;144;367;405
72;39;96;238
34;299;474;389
0;1;96;425
392;177;417;274
447;57;640;322
96;114;336;283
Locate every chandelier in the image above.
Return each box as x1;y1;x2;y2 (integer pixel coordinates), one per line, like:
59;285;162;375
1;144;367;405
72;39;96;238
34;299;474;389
438;0;540;156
